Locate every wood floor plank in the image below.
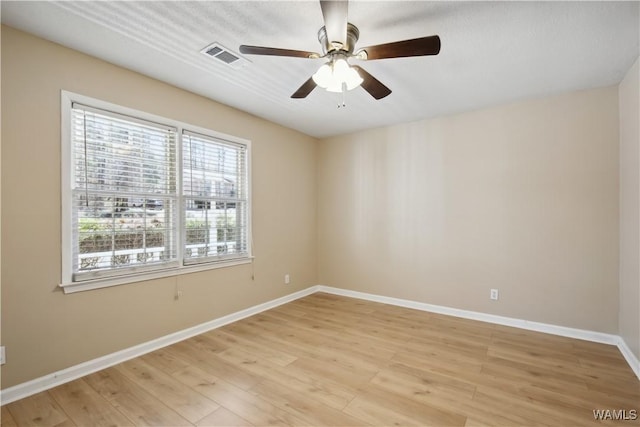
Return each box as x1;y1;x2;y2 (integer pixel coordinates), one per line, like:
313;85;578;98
292;293;378;315
48;379;132;426
489;338;581;364
223;313;336;357
287;355;374;394
0;405;18;427
578;354;638;377
4;293;638;427
480;355;591;394
490;328;576;350
513;383;640;425
269;362;356;410
214;323;316;370
365;366;546;426
115;358;219;423
268;311;398;358
249;379;368;426
584;380;640;407
392;348;484;377
203;329;298;367
177;334;229;358
139;348;191;375
573;342;630;359
472;385;612;427
265;303;308;318
373;363;477;401
163;339;262;391
262;310;399;363
172;364;307;426
195;406;253;427
213;345;353;411
84;367;192;426
240;313;387;375
345;384;467;426
226;317;381;388
3;393;74;427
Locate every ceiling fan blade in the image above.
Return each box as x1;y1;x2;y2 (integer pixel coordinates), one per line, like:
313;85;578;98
239;45;319;59
352;65;391;100
291;77;317;98
358;35;441;60
320;1;348;48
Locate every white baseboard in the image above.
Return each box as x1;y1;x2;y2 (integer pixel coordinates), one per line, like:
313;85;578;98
316;286;619;344
2;284;637;405
0;286;318;405
616;336;640;380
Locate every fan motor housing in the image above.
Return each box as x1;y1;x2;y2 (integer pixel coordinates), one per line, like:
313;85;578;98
318;23;360;55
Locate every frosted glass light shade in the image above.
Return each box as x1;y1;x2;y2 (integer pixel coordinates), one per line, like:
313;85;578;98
312;58;363;93
312;63;332;87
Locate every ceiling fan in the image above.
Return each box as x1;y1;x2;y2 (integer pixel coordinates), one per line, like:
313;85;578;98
239;0;441;100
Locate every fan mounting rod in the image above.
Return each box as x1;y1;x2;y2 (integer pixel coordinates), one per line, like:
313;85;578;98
318;23;360;55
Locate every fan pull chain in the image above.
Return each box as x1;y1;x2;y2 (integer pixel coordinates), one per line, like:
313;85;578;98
337;83;346;108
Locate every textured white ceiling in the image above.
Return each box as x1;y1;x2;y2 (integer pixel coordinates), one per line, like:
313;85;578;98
2;1;638;138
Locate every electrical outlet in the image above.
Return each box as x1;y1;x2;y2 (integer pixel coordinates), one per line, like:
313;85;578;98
490;289;499;301
284;274;290;285
1;346;6;365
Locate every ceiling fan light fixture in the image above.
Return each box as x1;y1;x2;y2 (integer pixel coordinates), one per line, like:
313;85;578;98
239;0;441;101
312;57;363;92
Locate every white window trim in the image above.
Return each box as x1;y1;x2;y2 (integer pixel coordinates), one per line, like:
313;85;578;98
60;90;252;294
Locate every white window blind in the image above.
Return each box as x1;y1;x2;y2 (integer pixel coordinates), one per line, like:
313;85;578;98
182;130;249;265
62;92;252;292
70;104;179;281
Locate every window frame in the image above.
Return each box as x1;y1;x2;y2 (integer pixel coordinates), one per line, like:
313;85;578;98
61;91;252;294
181;130;250;266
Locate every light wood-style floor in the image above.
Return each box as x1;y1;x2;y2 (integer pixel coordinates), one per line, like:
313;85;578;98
2;293;639;426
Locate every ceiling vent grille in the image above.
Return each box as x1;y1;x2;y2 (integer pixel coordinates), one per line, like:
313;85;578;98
200;43;249;69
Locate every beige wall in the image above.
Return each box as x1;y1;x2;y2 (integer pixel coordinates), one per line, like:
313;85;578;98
0;24;632;391
619;56;640;361
318;87;620;333
0;26;318;388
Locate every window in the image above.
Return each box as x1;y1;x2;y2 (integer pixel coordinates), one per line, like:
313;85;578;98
61;92;251;293
182;131;249;265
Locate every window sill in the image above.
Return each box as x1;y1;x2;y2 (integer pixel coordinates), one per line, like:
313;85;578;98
59;257;253;294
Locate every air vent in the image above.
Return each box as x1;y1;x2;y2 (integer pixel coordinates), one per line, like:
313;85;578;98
200;43;249;69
